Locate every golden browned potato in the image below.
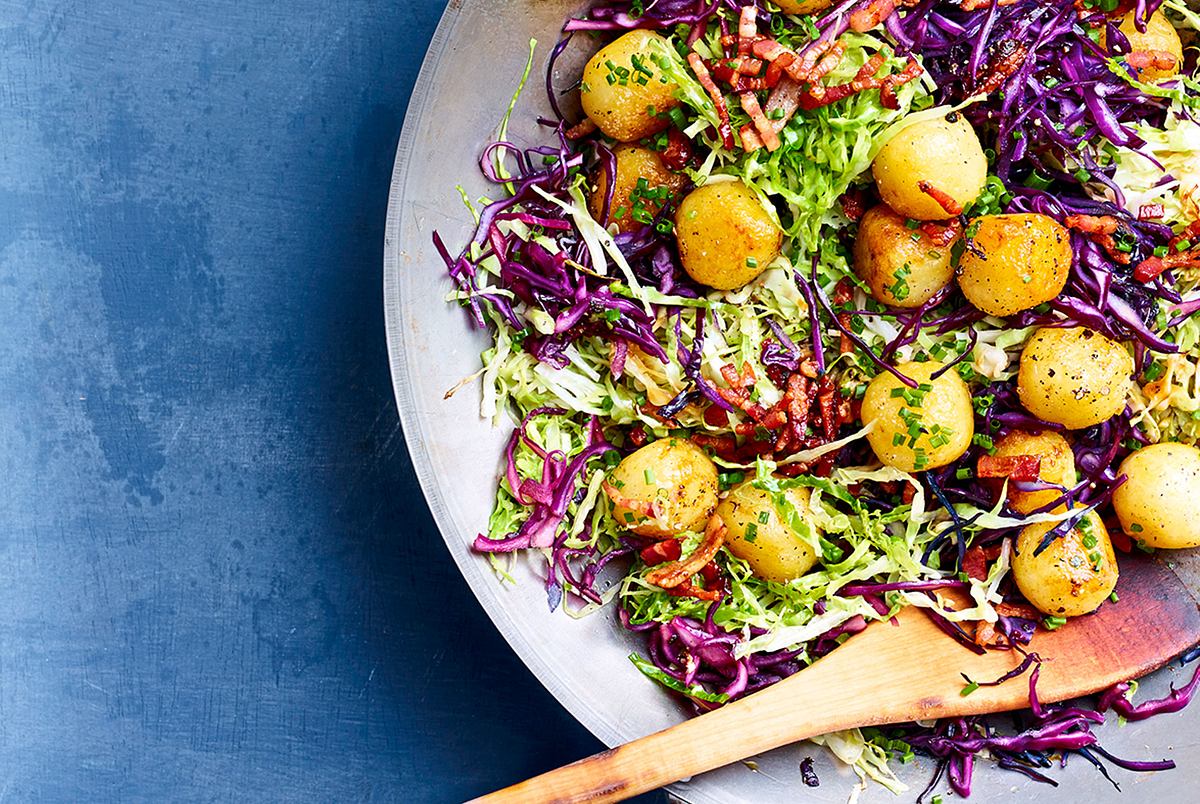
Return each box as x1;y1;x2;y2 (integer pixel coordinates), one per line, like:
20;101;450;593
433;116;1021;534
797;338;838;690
861;361;974;472
991;430;1076;514
1113;442;1200;549
580;31;681;142
1017;327;1134;430
1013;507;1118;617
1119;10;1183;83
871;112;987;220
589;145;687;233
717;482;819;583
957;214;1072;316
675;180;782;290
853;205;958;308
775;0;833;14
604;438;718;537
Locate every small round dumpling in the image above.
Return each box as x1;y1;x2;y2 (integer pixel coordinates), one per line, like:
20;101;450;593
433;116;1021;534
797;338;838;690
580;30;681;142
990;430;1077;514
1113;442;1200;549
853;205;958;308
589;145;687;233
957;214;1072;317
1013;507;1118;617
861;361;974;472
717;481;819;583
675;180;781;290
604;438;719;538
1017;327;1134;430
872;112;987;221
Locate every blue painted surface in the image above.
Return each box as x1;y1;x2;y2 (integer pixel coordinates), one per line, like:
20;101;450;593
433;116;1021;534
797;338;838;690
0;3;664;800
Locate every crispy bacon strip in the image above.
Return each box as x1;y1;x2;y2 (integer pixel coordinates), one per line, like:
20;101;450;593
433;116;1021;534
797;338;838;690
1065;213;1133;265
879;57;923;109
1134;247;1200;282
740;92;781;152
977;454;1042;482
1065;214;1119;235
917;180;964;216
793;36;840;82
646;514;727;589
687;52;735;149
809;41;849;84
738;6;758;56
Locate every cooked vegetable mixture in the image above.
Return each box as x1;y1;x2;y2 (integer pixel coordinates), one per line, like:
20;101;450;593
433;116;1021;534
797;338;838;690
437;0;1200;797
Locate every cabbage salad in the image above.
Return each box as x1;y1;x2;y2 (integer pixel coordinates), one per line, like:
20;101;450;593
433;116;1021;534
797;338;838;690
437;0;1200;797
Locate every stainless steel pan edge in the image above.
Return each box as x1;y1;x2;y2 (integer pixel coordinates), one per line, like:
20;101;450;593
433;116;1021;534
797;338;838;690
382;2;1200;800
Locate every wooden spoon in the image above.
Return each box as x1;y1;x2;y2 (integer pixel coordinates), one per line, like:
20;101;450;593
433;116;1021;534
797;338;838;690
473;554;1200;804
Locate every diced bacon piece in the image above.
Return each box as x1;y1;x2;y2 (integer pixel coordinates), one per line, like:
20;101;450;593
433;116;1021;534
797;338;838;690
849;0;898;32
996;601;1041;620
739;124;764;152
565;118;598;140
646;514;727;589
1128;49;1180;72
977;454;1042;482
1139;203;1165;221
740;92;781;152
1134;255;1169;283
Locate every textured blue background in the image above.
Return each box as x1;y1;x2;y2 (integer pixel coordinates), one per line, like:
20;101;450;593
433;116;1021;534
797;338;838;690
0;2;664;800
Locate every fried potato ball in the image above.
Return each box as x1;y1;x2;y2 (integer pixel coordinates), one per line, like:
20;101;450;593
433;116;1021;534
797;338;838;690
853;205;958;308
1014;507;1117;617
718;482;820;583
956;214;1072;317
675;180;782;290
581;31;682;142
1017;327;1134;430
861;361;974;472
872;112;987;221
605;438;719;538
1113;442;1200;549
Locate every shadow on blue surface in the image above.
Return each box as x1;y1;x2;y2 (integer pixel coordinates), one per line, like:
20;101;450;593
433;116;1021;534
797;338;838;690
0;1;664;800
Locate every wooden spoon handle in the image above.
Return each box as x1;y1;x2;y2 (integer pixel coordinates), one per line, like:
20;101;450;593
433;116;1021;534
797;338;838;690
469;647;869;804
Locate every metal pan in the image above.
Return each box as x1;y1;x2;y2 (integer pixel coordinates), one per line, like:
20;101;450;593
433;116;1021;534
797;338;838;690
384;1;1199;799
